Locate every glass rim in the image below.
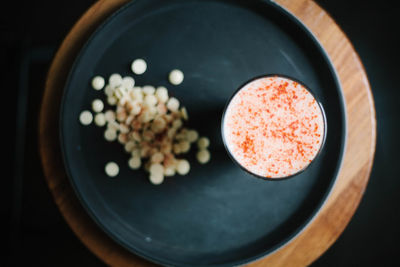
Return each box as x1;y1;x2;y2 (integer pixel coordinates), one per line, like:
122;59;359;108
220;74;328;181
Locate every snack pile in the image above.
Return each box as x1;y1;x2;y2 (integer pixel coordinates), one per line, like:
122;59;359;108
79;59;210;184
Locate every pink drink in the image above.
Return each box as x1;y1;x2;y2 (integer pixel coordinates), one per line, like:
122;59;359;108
222;76;325;178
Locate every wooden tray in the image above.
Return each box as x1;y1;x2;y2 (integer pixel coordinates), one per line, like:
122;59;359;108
39;0;376;266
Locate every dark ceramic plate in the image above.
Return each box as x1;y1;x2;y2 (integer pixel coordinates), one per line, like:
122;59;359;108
60;0;346;266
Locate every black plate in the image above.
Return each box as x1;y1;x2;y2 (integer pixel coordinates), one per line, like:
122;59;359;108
60;0;346;266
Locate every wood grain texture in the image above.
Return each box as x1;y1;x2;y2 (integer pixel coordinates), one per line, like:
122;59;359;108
38;0;376;266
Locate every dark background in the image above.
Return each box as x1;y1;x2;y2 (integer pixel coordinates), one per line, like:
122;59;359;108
4;0;399;266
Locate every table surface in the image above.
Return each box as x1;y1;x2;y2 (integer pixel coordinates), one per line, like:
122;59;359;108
5;0;400;266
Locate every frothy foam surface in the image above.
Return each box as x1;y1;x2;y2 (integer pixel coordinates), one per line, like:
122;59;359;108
223;76;325;178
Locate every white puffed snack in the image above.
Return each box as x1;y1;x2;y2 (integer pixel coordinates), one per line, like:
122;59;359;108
115;86;128;99
173;143;182;154
175;132;186;141
140;145;151;158
164;166;176;177
118;133;128;144
107;96;117;106
156;103;167;115
124;141;136;153
186;130;199;143
105;162;119;177
167;128;177;139
142;130;155;141
79;110;93;125
155;86;169;103
131;148;141;158
166;97;180;112
131;59;147;75
172;119;182;129
151;117;166;133
180;107;188;120
151;152;164;163
143;85;155;95
92;76;105;90
116;110;127;122
168;69;184;85
119;124;130;134
109;73;122;88
150;163;164;175
130;131;141;142
197;137;210;149
160;142;172;154
92;99;104;113
163;114;173;123
94;113;106;127
131;87;143;101
179;140;190;153
122;76;135;89
130;102;141;115
176;159;190;175
139;112;153;123
104;85;114;96
147;105;158;115
104;110;115;121
144;94;157;106
107;120;120;131
163;154;176;168
104;128;117;141
197;149;210;164
125;114;134;125
149;172;164;185
128;156;141;169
